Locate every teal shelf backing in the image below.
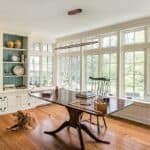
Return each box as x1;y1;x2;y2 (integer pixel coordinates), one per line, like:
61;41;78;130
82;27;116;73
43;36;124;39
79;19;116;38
3;33;27;49
3;76;24;87
3;33;28;89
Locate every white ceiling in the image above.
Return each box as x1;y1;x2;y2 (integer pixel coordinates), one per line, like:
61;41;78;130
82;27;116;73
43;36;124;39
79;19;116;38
0;0;150;38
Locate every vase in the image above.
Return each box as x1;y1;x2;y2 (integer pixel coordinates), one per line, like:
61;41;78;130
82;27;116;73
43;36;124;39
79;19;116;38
14;40;22;49
7;41;14;48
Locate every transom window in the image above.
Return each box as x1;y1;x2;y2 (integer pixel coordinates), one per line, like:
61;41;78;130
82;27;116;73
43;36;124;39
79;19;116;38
123;29;145;45
101;34;117;48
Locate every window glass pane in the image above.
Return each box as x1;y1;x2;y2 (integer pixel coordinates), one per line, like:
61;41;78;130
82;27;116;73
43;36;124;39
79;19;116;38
125;52;133;64
42;44;48;52
41;56;53;86
135;30;144;43
124;51;144;98
48;44;53;52
110;35;117;47
59;56;70;87
71;56;80;90
135;63;144;75
102;53;117;96
103;54;110;64
111;53;117;63
102;37;110;48
33;43;40;51
125;64;133;75
29;56;40;86
135;51;144;63
125;32;134;44
103;64;110;78
86;55;99;90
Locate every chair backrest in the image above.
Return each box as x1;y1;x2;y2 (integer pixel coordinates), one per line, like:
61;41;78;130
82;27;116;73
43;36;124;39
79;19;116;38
89;77;110;97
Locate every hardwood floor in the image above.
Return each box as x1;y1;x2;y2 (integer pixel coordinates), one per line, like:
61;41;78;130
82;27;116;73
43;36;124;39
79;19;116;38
0;104;149;150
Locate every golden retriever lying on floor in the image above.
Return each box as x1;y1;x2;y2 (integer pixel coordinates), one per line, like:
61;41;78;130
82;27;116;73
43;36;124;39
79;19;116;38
7;110;37;131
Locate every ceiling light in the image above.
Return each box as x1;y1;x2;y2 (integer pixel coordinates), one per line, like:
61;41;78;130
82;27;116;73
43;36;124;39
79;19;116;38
68;9;82;15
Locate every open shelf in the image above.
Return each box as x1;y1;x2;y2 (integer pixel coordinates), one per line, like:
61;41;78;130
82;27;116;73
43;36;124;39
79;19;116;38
3;47;27;51
3;61;25;64
3;75;27;77
3;33;28;90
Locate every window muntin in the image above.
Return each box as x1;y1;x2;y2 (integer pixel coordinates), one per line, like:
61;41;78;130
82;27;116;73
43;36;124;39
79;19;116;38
124;51;144;98
124;29;145;45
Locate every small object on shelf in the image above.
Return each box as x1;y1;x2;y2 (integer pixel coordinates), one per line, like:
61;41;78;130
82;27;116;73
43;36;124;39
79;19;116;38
11;55;20;62
13;65;25;76
6;41;14;48
4;84;15;90
21;54;25;63
16;86;26;89
76;91;96;99
4;84;15;88
14;40;22;49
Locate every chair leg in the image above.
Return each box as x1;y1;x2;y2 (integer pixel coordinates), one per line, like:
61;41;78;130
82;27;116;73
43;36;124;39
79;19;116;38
102;116;107;128
97;116;100;134
80;113;84;121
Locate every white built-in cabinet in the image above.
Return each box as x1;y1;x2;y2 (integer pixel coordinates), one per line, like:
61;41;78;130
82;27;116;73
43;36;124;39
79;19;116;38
0;89;49;115
0;32;48;115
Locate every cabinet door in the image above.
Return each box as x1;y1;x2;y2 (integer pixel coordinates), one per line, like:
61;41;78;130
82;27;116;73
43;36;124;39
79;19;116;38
15;92;29;108
0;95;8;112
21;93;30;108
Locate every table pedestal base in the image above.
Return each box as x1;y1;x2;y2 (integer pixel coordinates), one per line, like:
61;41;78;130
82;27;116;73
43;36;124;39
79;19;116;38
44;107;110;150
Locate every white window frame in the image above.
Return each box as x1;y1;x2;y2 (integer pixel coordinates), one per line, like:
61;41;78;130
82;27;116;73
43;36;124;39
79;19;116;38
29;42;53;87
56;25;150;101
121;49;146;98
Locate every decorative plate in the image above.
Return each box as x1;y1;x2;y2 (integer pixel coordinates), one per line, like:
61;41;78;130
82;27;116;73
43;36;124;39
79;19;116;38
11;55;20;62
13;65;25;76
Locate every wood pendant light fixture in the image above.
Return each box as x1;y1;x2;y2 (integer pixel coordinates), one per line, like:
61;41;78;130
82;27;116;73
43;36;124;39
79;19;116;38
68;9;82;15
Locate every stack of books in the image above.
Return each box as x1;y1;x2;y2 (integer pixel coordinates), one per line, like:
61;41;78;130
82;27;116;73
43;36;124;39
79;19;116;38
76;91;96;99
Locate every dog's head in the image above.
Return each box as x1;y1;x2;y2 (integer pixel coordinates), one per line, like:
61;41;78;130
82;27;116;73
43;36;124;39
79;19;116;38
13;110;25;119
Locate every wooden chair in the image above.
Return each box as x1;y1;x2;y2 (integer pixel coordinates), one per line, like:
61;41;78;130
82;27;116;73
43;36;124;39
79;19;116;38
88;76;110;133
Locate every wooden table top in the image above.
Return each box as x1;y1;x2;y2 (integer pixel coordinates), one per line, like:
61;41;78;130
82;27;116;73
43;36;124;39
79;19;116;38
30;88;133;115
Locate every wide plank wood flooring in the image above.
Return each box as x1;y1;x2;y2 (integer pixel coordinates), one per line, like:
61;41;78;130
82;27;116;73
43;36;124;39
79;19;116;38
0;104;149;150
